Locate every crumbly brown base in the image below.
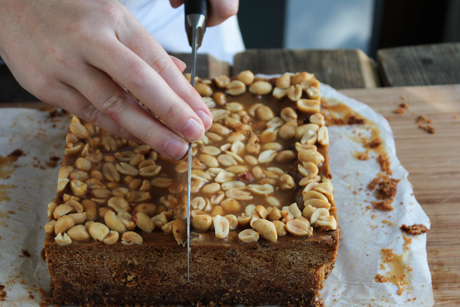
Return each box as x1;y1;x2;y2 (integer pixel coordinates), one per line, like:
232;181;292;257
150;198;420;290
45;230;338;307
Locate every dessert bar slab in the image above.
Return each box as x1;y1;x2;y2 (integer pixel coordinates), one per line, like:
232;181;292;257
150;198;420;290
44;71;339;306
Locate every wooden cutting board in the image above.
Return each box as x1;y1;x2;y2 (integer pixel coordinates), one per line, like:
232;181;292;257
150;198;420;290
339;85;460;306
2;85;459;306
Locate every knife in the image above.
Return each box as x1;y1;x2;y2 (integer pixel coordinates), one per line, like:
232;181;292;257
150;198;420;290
184;0;207;282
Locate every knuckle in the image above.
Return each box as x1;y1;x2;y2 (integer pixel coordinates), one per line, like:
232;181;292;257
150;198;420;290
102;4;126;23
124;60;149;90
150;56;174;77
82;104;102;125
99;93;127;122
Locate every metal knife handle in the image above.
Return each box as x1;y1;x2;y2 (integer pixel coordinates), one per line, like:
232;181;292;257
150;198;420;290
184;0;208;49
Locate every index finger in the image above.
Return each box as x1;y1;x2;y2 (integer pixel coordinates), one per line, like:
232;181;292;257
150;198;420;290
86;38;207;143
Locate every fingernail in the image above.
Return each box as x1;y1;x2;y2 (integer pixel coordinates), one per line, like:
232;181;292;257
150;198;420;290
196;110;212;130
182;117;204;141
162;137;188;160
170;55;187;70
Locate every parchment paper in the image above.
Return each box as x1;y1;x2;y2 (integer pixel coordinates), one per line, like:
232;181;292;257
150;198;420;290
0;83;433;306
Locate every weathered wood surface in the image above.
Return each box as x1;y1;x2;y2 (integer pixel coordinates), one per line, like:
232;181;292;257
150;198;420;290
378;43;460;87
233;49;380;89
170;53;230;78
340;85;460;306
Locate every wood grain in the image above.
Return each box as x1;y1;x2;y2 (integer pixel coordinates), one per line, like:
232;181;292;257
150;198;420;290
169;53;230;78
340;85;460;307
378;43;460;87
233;49;380;89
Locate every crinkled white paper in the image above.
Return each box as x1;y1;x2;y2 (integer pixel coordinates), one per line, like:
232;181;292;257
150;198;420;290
0;83;433;306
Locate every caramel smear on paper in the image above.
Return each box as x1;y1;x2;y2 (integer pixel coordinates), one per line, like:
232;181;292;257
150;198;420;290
0;149;25;179
376;247;412;295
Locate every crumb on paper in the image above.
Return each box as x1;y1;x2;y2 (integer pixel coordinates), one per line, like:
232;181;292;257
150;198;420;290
400;95;407;101
394;107;406;114
8;149;25;158
356;150;370;161
367;137;382;149
377;153;392;175
347;115;366;125
39;106;67;118
455;114;459;119
45;155;61;168
372;200;394;211
375;274;387;283
418;124;436;134
401;224;429;235
368;176;382;191
376;176;400;200
0;284;6;300
21;249;31;257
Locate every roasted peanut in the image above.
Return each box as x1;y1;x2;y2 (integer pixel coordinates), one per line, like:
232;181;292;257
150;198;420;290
267;207;282;221
226;80;246;96
249;81;272;95
286;219;312;236
67;225;90;242
104;210;127;234
213;215;230;239
236;70;254;85
255;105;274;121
116;162;139;176
192;214;213;231
275;150;296;163
310;208;330;226
102;162;120;182
297;99;320;114
215;75;230;88
316;215;337;230
273;87;289;99
317;126;329;145
210;205;225;217
103;230;119;245
287;84;302;101
45;220;56;234
121;231;143;245
195;83;213;97
221;198;241;214
133;212;155;233
252;219;277;242
238;229;259;243
173;219;187;245
276;74;291;89
88;222;110;242
55;232;72;246
273;220;287;237
279;121;297;140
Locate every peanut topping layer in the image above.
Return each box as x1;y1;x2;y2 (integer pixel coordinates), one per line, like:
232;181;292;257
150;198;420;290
46;71;337;246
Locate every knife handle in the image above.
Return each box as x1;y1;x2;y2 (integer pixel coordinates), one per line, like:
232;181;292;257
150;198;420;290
184;0;208;19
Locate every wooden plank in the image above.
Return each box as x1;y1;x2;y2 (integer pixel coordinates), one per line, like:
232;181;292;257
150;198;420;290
169;53;229;78
377;43;460;87
340;85;460;306
233;49;380;89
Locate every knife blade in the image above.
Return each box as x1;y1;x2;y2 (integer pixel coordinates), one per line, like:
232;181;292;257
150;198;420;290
184;0;207;282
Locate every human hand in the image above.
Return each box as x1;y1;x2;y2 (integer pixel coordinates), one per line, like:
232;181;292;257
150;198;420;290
169;0;239;27
0;0;212;160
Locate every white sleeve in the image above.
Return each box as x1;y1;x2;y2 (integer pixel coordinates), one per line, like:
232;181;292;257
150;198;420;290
119;0;245;64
